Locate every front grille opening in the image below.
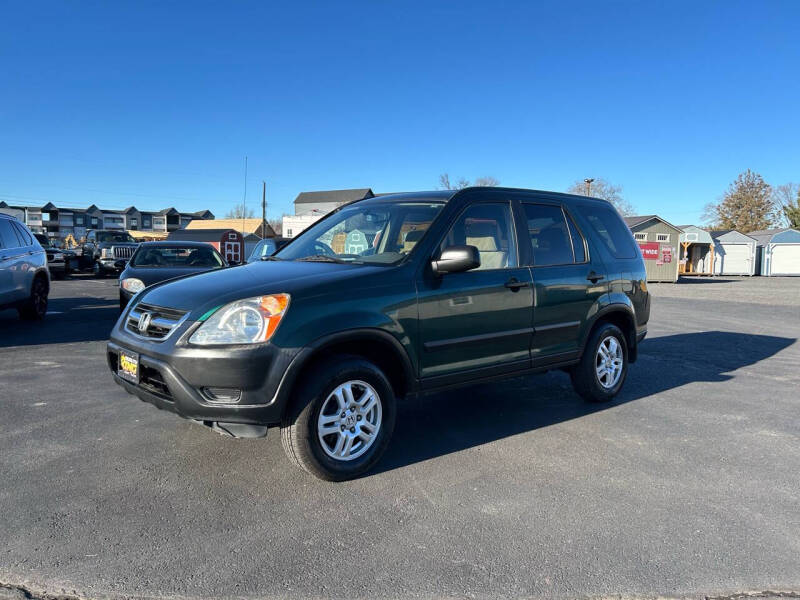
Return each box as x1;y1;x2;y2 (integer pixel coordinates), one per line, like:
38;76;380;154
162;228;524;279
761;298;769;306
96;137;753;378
139;365;172;400
125;303;188;340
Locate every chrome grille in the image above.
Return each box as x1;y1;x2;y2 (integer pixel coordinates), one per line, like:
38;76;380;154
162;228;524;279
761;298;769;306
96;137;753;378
126;303;189;340
113;246;136;259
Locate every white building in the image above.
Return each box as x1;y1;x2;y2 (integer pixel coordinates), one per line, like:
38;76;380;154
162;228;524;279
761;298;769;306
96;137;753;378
282;188;374;238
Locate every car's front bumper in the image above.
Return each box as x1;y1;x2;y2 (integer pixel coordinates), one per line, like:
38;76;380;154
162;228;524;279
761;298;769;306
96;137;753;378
107;312;302;427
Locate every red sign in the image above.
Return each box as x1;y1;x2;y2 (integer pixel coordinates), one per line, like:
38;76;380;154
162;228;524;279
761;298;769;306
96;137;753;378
662;246;673;263
638;242;660;260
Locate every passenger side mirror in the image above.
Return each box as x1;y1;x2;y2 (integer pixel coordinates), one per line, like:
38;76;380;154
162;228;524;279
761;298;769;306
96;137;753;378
431;245;481;276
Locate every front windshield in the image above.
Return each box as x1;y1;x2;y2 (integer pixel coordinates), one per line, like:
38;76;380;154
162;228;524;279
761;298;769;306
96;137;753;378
131;245;224;268
248;239;277;262
276;202;445;265
97;231;136;243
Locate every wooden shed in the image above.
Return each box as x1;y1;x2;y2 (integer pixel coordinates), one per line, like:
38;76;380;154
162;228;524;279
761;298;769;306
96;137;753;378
678;225;714;275
710;230;757;276
624;215;683;282
748;228;800;276
167;228;245;264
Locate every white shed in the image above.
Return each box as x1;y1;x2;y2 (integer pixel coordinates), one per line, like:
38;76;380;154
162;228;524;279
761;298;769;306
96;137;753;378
710;230;757;276
749;228;800;276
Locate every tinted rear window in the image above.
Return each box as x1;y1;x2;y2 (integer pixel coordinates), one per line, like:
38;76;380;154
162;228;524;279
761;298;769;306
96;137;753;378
577;205;638;259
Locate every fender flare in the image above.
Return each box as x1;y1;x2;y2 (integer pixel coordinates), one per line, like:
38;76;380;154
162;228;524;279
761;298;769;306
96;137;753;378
582;303;639;362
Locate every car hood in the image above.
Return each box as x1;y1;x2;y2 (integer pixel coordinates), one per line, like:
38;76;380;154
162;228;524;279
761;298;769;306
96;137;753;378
136;260;388;317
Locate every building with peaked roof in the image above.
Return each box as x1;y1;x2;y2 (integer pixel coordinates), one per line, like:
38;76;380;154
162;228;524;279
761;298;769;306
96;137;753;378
623;215;683;282
186;217;276;238
678;225;715;275
709;230;758;276
748;228;800;276
283;188;375;239
0;201;214;242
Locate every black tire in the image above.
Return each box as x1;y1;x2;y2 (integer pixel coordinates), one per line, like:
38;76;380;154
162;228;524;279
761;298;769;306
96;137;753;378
18;275;49;321
93;261;106;278
570;322;629;403
52;270;65;281
281;355;396;481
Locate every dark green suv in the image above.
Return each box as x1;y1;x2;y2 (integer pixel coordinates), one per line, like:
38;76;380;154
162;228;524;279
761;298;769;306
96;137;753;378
107;188;649;480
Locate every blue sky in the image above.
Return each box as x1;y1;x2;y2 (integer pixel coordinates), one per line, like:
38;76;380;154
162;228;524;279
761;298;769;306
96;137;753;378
1;0;798;223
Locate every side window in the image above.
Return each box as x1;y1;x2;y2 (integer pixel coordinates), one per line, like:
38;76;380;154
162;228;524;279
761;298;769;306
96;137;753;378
12;221;33;247
0;220;20;249
523;204;574;266
577;205;638;259
442;202;517;270
565;212;587;263
87;232;95;243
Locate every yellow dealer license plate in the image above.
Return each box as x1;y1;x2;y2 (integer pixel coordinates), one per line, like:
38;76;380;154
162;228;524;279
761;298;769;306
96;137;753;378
118;350;139;384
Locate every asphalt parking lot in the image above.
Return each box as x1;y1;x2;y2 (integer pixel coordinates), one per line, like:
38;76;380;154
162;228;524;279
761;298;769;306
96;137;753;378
1;275;799;600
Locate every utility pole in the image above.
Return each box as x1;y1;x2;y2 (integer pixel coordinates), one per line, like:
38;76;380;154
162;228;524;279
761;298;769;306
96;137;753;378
261;180;266;239
584;178;594;197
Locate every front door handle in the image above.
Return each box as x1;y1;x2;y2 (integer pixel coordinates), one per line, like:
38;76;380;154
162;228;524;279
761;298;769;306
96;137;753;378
586;271;605;283
504;277;529;291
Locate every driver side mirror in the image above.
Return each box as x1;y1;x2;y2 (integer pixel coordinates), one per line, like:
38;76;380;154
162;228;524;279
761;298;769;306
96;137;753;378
431;245;481;276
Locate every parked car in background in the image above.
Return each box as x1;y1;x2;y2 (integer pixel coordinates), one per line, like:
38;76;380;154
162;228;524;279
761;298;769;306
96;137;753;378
247;237;291;263
119;241;227;309
0;213;50;320
33;233;67;279
108;187;649;481
78;230;139;277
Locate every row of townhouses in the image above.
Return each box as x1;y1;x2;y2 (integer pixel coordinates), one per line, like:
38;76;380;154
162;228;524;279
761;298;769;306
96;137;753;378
0;201;214;241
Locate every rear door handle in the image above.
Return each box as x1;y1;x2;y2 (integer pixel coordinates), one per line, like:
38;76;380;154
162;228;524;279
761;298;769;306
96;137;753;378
504;277;529;291
586;271;605;283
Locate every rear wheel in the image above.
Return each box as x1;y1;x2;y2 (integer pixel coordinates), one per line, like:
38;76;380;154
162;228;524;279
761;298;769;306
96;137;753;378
18;276;48;321
281;356;396;481
570;322;629;403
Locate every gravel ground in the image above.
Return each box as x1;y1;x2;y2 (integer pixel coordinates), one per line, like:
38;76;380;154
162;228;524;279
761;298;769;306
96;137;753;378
1;275;799;600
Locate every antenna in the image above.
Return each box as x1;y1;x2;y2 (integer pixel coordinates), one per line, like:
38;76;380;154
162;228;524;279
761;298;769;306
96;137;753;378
242;156;248;234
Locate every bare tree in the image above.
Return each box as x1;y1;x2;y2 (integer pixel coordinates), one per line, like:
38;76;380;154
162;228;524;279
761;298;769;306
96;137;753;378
705;169;778;233
566;178;635;216
438;173;498;190
473;176;500;187
773;183;800;227
267;217;283;236
225;202;255;219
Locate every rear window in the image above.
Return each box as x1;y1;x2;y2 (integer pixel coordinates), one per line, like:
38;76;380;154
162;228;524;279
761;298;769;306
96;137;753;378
577;205;638;259
131;245;223;268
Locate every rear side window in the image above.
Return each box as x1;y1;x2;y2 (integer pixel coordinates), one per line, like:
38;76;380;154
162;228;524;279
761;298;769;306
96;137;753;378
12;221;33;247
0;219;20;249
523;204;575;266
577;205;638;259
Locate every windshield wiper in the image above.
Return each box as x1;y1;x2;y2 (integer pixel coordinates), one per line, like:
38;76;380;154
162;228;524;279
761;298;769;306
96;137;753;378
259;256;283;261
295;254;347;263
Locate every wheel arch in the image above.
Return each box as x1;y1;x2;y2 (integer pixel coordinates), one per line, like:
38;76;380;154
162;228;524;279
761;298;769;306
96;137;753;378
278;328;417;420
583;304;639;362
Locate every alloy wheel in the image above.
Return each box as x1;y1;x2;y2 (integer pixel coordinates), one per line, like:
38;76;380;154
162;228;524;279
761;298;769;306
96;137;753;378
316;380;382;461
595;335;623;389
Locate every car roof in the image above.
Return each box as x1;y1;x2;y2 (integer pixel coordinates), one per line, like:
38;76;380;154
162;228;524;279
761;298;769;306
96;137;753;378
356;187;611;206
136;241;220;248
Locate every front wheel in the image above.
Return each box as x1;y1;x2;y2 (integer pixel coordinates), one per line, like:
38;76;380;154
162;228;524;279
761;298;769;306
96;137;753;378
93;261;106;278
281;356;396;481
570;322;629;403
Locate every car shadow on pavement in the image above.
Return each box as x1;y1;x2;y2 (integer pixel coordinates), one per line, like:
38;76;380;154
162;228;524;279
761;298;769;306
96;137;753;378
373;331;796;476
0;296;120;347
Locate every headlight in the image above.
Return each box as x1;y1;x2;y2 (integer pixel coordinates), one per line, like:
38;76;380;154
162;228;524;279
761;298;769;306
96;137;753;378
101;248;112;258
53;253;64;261
121;278;145;293
189;294;290;346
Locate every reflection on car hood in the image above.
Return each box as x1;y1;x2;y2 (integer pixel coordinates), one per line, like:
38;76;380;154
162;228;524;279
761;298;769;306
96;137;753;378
124;266;222;288
137;260;384;316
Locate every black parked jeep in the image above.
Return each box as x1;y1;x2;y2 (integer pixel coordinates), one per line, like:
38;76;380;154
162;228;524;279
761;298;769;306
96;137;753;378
78;230;139;277
108;188;649;480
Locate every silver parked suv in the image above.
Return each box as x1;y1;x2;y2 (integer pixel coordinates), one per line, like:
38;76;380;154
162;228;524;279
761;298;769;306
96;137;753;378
0;213;50;320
